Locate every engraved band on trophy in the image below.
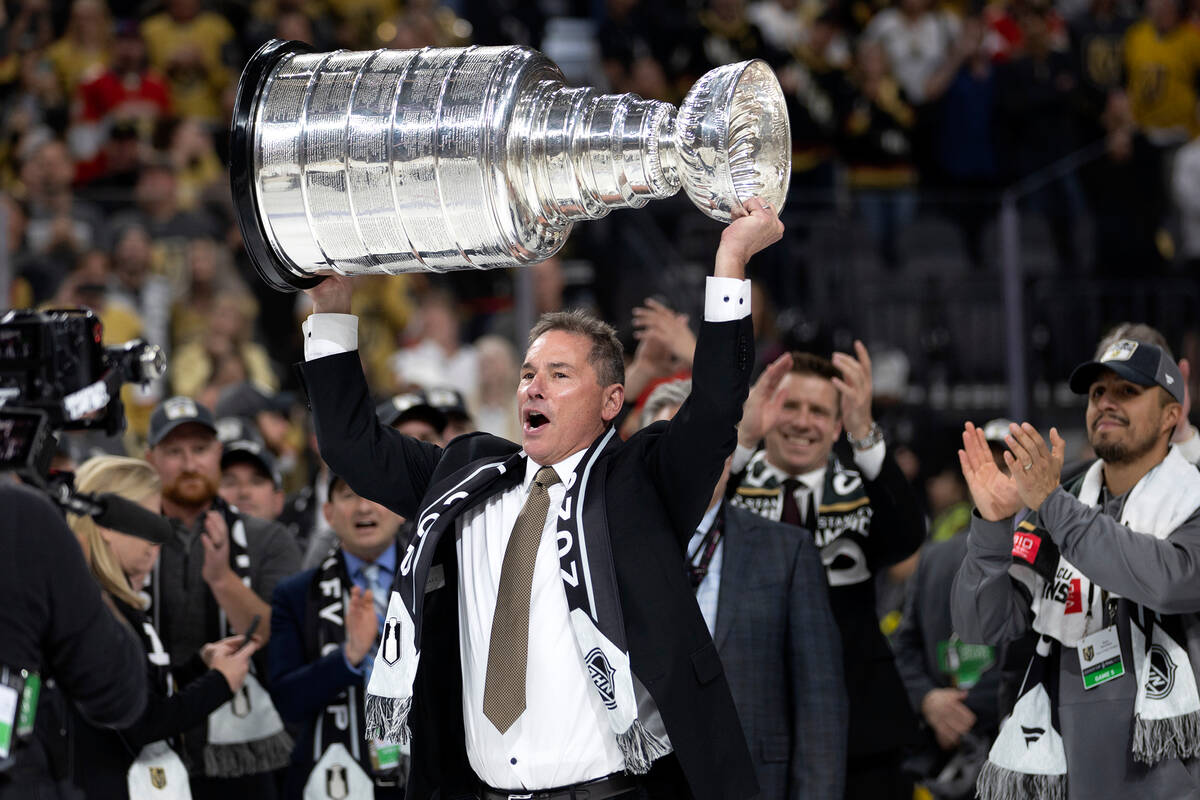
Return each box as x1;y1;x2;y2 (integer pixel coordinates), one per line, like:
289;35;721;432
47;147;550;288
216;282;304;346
230;39;791;291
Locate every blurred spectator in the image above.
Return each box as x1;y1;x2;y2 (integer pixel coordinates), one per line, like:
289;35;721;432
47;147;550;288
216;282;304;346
923;16;999;267
140;0;236;125
1176;132;1200;268
170;236;253;345
840;38;918;269
220;438;286;522
1068;0;1134;139
1123;0;1200;146
19;137;106;266
778;10;852;188
242;0;334;53
982;0;1069;63
75;121;146;211
996;3;1085;272
43;0;111;100
50;248;144;346
472;334;522;441
597;0;673;98
1086;91;1168;274
376;391;447;444
115;157;221;245
109;224;171;355
695;0;791;71
747;0;810;51
165;117;224;213
389;288;479;398
215;381;307;491
862;0;960;105
172;290;278;400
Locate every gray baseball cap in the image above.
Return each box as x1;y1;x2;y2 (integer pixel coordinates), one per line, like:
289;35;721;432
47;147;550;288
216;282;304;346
1068;339;1184;404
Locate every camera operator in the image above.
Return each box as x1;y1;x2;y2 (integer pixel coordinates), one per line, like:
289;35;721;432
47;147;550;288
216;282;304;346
0;480;147;799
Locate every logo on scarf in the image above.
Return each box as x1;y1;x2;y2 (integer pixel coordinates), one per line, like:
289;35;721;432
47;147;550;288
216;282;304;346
382;617;402;666
1021;725;1045;747
326;764;349;799
1013;531;1041;564
585;648;617;709
1147;643;1177;700
149;766;167;789
231;685;252;718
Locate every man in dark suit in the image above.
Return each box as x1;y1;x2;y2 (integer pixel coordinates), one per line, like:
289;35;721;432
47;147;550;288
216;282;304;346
268;474;409;798
641;377;849;799
297;199;783;800
729;347;924;799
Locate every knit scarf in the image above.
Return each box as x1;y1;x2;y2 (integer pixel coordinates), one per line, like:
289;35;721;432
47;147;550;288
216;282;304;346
363;427;670;773
302;549;406;799
150;498;292;778
731;450;875;586
979;448;1200;800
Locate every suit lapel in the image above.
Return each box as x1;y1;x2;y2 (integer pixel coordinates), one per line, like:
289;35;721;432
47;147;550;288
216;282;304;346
713;504;748;652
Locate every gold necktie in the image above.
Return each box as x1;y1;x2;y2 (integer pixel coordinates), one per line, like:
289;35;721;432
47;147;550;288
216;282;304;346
482;465;560;733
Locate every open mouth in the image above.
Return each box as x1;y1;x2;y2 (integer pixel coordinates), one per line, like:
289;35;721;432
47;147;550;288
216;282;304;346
524;410;550;430
353;520;378;530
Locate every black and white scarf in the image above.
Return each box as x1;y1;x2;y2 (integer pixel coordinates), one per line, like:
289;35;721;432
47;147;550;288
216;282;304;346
364;428;670;773
302;548;406;798
732;451;875;586
979;448;1200;799
151;498;292;778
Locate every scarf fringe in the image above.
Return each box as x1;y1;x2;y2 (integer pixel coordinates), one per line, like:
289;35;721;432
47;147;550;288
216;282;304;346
364;693;411;745
616;719;671;775
1133;711;1200;764
977;761;1066;800
203;729;293;778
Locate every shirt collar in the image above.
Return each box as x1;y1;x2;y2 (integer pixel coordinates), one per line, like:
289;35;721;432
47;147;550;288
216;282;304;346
342;540;397;581
523;447;588;492
760;457;827;491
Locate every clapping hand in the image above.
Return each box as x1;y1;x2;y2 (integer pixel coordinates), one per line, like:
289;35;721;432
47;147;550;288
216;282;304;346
739;352;793;449
200;510;235;587
344;585;379;667
831;341;874;441
1003;422;1065;512
958;422;1022;522
632;299;696;370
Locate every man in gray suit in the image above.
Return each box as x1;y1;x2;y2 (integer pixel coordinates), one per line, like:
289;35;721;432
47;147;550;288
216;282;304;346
642;380;848;799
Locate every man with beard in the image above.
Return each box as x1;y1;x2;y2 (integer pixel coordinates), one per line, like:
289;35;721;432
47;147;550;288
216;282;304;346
145;396;300;800
953;340;1200;799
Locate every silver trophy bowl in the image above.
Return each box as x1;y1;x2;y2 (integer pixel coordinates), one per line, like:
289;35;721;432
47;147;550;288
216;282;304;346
230;40;790;291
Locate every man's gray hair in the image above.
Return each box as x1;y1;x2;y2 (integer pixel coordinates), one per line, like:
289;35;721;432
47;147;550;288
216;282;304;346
527;309;625;387
640;379;693;429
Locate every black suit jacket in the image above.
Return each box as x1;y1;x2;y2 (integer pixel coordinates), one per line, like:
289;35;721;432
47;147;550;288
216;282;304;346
300;316;759;800
714;505;848;800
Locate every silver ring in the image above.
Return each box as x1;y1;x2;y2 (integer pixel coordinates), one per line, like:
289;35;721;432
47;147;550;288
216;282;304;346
1023;462;1033;472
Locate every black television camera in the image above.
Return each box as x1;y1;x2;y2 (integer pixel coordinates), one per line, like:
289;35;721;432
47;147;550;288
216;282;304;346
0;307;164;485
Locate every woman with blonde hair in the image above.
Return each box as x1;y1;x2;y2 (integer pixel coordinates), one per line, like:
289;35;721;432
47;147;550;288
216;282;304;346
66;455;259;800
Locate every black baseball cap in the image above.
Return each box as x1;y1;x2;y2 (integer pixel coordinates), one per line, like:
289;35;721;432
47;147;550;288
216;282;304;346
1068;339;1185;404
148;396;218;447
376;392;447;432
221;439;282;489
425;386;471;423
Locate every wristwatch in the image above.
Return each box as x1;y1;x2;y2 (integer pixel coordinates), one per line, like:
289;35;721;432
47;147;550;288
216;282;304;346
846;421;884;451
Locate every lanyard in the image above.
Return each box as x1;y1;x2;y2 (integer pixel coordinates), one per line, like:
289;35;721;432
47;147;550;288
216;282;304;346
688;504;726;589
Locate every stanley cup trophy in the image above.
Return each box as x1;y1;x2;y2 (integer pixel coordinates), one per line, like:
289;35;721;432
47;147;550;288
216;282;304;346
230;39;791;291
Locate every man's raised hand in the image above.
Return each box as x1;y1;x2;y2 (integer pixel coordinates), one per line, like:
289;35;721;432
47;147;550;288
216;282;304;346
958;421;1022;522
344;584;379;667
714;196;785;279
1004;422;1065;512
304;273;355;315
831;340;874;441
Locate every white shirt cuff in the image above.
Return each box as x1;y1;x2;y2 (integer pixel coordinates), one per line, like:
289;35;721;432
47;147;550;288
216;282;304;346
731;442;757;474
302;313;359;360
852;440;886;481
704;277;752;322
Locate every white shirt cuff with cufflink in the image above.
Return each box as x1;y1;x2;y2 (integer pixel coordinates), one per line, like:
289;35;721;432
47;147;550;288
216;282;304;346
703;277;752;322
302;313;359;361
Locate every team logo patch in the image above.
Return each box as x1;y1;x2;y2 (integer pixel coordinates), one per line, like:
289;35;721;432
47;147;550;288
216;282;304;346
1021;725;1045;747
381;617;402;665
326;764;349;799
1101;340;1138;363
163;396;199;420
1012;531;1041;564
1147;643;1177;700
149;766;167;789
1083;645;1094;662
585;647;617;709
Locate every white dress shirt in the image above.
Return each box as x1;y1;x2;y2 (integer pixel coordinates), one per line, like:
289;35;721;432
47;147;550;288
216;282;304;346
686;502;725;637
302;275;751;790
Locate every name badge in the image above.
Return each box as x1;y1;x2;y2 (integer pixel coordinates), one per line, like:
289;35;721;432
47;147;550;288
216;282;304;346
369;739;402;773
1078;626;1125;690
0;683;17;760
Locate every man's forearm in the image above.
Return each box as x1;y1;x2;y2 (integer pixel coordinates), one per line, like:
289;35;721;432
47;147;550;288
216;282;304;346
951;514;1031;645
209;574;273;642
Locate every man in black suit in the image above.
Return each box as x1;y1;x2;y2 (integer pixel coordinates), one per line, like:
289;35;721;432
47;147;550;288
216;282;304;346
298;198;783;800
641;377;849;799
729;347;924;799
